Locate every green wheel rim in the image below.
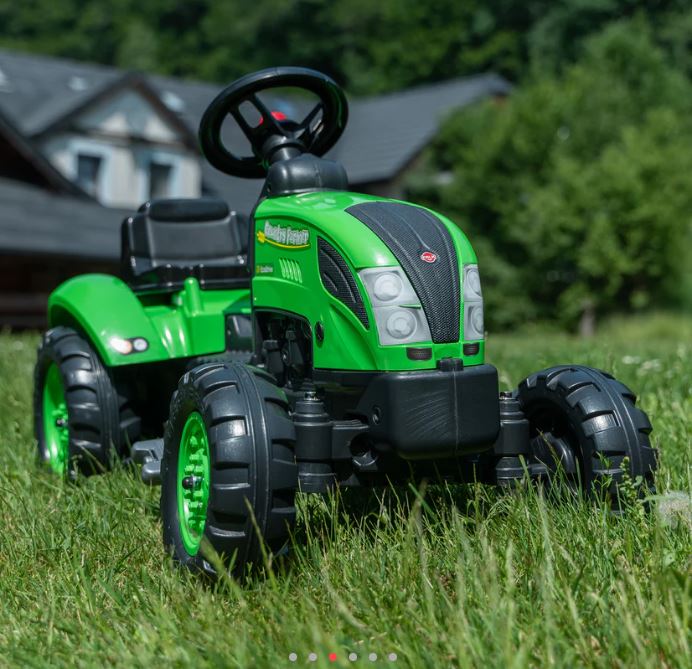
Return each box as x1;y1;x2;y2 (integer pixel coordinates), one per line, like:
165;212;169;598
177;411;211;556
42;363;69;475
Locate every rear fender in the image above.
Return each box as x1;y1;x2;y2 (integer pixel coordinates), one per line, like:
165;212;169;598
48;274;251;367
48;274;170;367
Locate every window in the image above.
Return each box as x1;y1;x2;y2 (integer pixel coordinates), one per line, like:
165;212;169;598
68;75;89;92
75;153;102;197
148;161;173;199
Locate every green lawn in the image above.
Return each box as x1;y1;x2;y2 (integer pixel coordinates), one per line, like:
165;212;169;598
0;314;690;668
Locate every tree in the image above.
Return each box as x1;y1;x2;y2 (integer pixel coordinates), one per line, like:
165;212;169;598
410;19;692;331
517;109;692;329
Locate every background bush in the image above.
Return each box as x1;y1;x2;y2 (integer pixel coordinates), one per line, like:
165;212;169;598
410;19;692;331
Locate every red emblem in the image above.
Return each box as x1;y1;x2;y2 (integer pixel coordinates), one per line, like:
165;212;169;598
420;251;437;263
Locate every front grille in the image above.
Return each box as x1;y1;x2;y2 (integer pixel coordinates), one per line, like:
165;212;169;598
345;202;460;343
318;238;369;329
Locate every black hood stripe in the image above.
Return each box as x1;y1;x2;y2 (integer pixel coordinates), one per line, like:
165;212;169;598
345;202;460;343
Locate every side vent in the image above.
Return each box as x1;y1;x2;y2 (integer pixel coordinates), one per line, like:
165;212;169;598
278;257;303;283
318;238;369;329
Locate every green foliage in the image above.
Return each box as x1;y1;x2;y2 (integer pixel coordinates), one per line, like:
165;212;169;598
1;0;684;93
0;1;520;91
527;0;691;74
0;0;533;90
1;319;690;666
413;19;692;330
115;20;159;72
520;109;692;321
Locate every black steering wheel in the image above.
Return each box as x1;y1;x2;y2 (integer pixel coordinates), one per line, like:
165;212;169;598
199;66;349;179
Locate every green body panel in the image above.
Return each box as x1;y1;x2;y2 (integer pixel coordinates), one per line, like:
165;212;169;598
48;274;250;367
253;191;483;371
46;190;482;372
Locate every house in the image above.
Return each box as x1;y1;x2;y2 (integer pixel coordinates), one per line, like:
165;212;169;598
0;109;125;326
0;49;510;327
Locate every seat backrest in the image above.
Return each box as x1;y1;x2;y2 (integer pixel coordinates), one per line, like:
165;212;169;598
121;197;250;292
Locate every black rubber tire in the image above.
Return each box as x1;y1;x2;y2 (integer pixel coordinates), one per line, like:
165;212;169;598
161;362;298;577
34;326;141;477
517;365;657;507
184;350;253;371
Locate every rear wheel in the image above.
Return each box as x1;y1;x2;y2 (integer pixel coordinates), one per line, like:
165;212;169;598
517;365;657;508
161;362;298;577
34;326;140;477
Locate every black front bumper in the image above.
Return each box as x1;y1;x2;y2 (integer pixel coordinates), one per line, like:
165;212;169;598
355;363;500;459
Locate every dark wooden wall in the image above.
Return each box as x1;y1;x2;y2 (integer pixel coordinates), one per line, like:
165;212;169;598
0;254;118;329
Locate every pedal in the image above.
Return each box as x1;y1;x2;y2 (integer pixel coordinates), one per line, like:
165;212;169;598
132;438;164;464
141;460;162;485
132;439;164;485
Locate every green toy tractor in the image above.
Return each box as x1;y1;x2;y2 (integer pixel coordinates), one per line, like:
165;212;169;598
34;67;658;576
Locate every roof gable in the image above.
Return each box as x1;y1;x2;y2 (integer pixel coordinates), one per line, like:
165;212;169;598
26;73;198;149
0;108;89;197
0;50;120;134
78;86;185;143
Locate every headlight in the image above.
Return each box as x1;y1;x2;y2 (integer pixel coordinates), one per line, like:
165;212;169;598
464;266;482;299
472;307;484;333
359;267;432;345
465;303;484;339
373;272;403;302
386;310;417;339
463;264;484;340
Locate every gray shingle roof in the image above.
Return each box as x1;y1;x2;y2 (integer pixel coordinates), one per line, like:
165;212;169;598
0;107;90;198
330;73;509;183
0;177;123;258
22;76;117;136
0;48;510;216
0;50;121;135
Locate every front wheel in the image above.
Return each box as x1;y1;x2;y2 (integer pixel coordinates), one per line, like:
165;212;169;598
161;363;298;577
516;365;657;508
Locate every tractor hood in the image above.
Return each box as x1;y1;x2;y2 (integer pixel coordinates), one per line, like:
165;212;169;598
255;191;476;268
253;191;482;371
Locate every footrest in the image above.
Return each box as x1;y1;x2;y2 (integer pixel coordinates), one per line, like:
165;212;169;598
141;460;162;485
132;439;164;485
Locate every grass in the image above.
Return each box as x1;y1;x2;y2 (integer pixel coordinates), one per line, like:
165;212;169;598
0;313;690;668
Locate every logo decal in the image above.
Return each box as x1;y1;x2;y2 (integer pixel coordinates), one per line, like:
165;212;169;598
257;220;310;250
255;264;274;274
420;251;438;263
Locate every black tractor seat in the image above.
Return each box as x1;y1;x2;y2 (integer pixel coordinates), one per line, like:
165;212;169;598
120;198;250;293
